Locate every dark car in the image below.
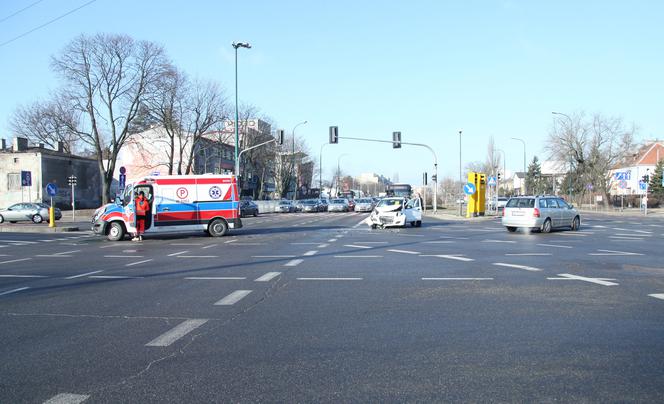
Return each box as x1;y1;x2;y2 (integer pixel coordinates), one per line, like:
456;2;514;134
240;200;259;217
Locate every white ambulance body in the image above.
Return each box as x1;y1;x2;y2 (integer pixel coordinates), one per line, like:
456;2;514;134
92;174;242;241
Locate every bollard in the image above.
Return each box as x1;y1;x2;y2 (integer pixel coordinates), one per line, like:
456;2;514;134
49;207;56;228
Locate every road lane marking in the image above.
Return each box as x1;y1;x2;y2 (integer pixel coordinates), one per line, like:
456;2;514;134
589;249;643;256
610;236;644;240
284;259;304;267
388;249;420;255
170;243;202;246
0;274;47;278
125;259;153;267
253;255;296;258
317;244;329;248
0;287;30;296
334;255;382;258
328;238;337;242
168;251;188;257
297;277;363;281
493;262;542;272
649;294;664;300
255;272;281;282
482;239;516;243
424;241;455;244
536;243;573;249
43;393;90;404
0;258;32;265
547;273;618;286
224;239;238;244
177;256;219;258
302;250;318;256
89;276;143;279
505;253;552;256
422;277;493;281
202;244;218;249
354;241;388;244
35;255;73;258
0;239;38;244
614;233;651;237
146;319;208;347
344;245;372;249
55;250;81;255
66;270;103;279
420;254;474;262
291;242;319;245
215;290;252;305
232;242;265;246
104;255;144;258
185;277;246;280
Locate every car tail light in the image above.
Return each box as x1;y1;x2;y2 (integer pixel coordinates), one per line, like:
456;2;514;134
533;208;540;217
502;208;505;217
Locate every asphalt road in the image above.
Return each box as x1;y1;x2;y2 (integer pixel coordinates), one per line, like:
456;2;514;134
1;211;663;403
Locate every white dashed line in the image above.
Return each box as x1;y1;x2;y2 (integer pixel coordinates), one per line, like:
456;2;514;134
482;239;516;243
125;259;153;267
215;290;252;305
547;273;618;286
253;255;296;258
302;250;318;256
589;249;643;256
493;262;542;272
177;256;219;258
421;254;474;262
66;270;103;279
334;255;382;258
344;245;372;249
185;277;246;280
89;276;143;279
170;243;202;246
168;251;188;257
224;239;238;244
104;255;144;258
202;244;218;249
317;244;329;248
422;277;493;281
0;274;47;278
284;259;304;267
146;319;208;347
291;242;319;245
0;258;32;265
297;277;363;281
424;241;455;244
649;294;664;301
254;272;281;282
43;393;90;404
0;287;30;297
505;253;552;256
388;249;420;255
328;239;337;242
536;243;573;249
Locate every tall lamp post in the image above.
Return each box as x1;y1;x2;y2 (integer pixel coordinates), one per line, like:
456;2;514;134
552;112;574;201
291;121;307;201
232;41;251;177
511;137;526;195
458;130;463;216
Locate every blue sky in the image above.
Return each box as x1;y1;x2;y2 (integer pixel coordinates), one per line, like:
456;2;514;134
1;0;662;185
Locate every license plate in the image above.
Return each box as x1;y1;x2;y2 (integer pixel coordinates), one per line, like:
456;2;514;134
512;211;525;216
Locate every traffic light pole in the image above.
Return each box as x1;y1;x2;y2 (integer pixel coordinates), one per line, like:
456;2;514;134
337;136;438;213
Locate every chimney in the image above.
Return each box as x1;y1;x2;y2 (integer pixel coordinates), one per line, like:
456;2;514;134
0;138;5;150
57;141;64;153
13;137;28;152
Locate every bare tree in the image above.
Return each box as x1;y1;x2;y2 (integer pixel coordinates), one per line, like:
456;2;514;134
548;112;635;205
50;33;170;203
10;97;78;153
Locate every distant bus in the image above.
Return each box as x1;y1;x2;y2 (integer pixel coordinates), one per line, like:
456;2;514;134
385;183;412;198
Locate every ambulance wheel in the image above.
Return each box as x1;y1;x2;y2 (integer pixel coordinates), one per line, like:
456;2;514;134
208;218;228;237
107;222;125;241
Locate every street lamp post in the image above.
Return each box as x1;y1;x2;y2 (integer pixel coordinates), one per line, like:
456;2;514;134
232;41;251;177
291;121;307;201
511;137;526;195
458;130;463;216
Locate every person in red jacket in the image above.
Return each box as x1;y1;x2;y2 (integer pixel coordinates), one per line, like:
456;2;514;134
133;191;150;241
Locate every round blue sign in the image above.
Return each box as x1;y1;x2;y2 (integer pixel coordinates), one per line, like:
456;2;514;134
46;183;58;196
463;183;476;195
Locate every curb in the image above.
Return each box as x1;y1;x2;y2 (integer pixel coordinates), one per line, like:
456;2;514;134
0;225;83;233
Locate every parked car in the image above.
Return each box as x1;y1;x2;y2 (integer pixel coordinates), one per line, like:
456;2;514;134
501;195;580;233
0;202;62;224
328;198;349;212
300;199;320;213
488;196;509;210
367;197;422;228
274;200;296;213
354;198;374;212
240;200;259;217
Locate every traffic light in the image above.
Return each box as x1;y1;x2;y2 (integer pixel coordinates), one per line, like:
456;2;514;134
423;172;427;185
392;131;401;148
642;175;650;183
67;175;77;186
497;172;502;181
431;174;437;182
329;126;338;144
277;129;284;145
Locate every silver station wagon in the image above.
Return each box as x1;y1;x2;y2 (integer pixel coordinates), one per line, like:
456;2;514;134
501;195;580;233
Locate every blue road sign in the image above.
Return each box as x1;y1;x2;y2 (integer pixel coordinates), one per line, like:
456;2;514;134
487;176;497;186
639;181;647;191
463;183;476;195
46;183;58;196
21;171;32;187
119;173;126;189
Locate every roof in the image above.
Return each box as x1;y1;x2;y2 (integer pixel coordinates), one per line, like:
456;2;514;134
615;141;664;168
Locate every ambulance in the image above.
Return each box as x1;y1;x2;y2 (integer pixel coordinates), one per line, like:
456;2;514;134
92;174;242;241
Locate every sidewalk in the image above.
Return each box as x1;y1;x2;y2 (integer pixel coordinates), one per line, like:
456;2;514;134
0;209;97;233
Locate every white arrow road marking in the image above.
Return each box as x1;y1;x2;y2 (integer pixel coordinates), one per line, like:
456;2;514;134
493;263;542;272
589;249;643;256
547;273;618;286
215;290;252;305
146;319;208;347
421;254;474;262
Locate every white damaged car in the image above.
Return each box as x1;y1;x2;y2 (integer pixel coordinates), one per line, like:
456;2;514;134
366;197;422;228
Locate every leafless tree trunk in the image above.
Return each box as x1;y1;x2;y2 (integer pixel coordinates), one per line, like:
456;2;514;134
50;33;170;204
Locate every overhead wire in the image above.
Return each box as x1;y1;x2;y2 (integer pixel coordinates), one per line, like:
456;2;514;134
0;0;98;49
0;0;47;24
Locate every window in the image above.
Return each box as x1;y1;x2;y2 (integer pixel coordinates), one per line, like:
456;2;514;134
7;173;20;191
